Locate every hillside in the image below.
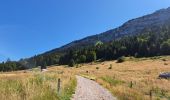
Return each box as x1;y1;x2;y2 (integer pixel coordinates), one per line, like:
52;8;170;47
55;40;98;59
1;56;170;100
46;7;170;54
0;7;170;71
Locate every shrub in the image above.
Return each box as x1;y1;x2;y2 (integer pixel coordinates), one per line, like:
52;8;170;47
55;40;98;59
135;52;139;58
117;56;125;63
162;59;167;61
78;55;86;63
129;81;133;88
75;64;79;68
161;39;170;55
96;67;99;70
108;64;112;69
86;51;96;62
68;59;75;67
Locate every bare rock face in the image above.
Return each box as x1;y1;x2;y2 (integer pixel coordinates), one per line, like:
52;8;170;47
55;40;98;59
46;7;170;54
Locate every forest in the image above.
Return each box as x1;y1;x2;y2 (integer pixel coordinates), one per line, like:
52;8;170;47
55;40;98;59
0;25;170;71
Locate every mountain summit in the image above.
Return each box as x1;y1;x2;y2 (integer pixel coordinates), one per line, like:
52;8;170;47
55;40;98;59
47;7;170;54
1;7;170;71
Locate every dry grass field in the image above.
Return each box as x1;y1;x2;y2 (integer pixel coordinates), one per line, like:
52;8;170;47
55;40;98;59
0;68;76;100
71;56;170;100
0;56;170;100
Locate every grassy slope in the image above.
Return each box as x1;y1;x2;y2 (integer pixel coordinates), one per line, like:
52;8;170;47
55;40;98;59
76;56;170;100
0;56;170;100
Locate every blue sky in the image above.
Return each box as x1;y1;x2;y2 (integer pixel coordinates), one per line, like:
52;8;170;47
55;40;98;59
0;0;170;62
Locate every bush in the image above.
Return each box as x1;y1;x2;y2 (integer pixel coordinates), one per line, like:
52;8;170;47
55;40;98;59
78;55;86;63
96;67;99;70
161;39;170;55
117;56;125;63
87;51;96;62
135;52;139;58
162;59;167;61
108;64;112;69
68;59;75;67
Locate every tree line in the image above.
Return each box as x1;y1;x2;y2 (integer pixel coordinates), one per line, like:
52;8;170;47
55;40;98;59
0;25;170;71
58;25;170;66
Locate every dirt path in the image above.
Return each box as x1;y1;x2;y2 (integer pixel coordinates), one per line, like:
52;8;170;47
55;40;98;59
72;76;117;100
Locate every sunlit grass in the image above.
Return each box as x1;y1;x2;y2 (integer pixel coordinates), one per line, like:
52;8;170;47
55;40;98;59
73;56;170;100
0;69;76;100
0;56;170;100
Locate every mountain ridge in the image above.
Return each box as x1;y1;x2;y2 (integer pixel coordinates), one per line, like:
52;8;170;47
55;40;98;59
44;7;170;55
1;7;170;71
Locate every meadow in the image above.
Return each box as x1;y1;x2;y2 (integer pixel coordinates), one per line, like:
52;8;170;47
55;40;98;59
0;68;76;100
73;56;170;100
0;56;170;100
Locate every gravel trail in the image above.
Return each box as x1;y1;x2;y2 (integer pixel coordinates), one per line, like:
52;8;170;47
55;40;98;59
72;76;117;100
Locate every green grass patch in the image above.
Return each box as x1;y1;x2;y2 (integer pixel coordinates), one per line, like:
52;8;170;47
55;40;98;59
152;87;169;99
0;73;77;100
59;77;77;100
0;73;60;100
80;74;96;81
101;76;124;86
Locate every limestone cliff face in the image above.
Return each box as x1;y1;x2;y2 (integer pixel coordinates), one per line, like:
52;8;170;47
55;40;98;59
46;7;170;54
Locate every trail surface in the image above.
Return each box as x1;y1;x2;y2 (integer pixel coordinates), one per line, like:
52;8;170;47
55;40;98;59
72;76;116;100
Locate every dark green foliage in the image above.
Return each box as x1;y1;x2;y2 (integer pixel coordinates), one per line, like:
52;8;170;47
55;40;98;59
78;55;86;63
0;60;26;72
86;51;96;62
58;25;170;66
1;25;170;71
68;59;75;67
42;62;47;69
161;39;170;55
129;81;133;88
58;50;97;66
0;53;61;72
117;56;125;63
